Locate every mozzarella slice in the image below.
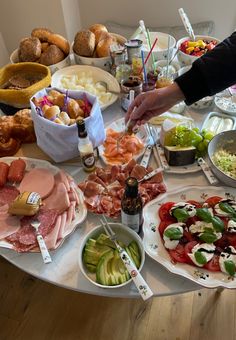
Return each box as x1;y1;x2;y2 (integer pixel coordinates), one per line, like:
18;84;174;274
219;246;236;275
163;223;184;250
188;243;215;267
170;202;196;218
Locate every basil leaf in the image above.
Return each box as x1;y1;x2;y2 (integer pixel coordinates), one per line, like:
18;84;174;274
194;251;207;265
173;208;189;222
196;208;212;222
219;202;236;217
164;227;183;240
224;260;236;276
212;216;225;232
199;232;218;244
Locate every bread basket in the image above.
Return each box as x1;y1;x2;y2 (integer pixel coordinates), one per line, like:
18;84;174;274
0;62;51;108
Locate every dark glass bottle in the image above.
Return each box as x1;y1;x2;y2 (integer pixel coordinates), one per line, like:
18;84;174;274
121;177;143;234
77;119;95;172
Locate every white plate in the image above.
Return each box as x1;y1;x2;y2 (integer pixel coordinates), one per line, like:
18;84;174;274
51;65;120;110
0;157;87;252
214;96;236;115
156;144;201;174
142;185;236;288
98;118;149;166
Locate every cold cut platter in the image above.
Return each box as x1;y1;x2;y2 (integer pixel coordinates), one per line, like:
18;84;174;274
142;185;236;288
0;157;87;252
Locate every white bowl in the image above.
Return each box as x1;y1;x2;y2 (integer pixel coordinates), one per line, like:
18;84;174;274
208;130;236;187
78;223;145;289
72;33;126;72
176;35;220;66
10;48;71;74
51;65;120;111
134;32;176;69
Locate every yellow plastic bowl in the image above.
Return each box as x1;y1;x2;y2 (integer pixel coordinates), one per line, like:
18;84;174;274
0;62;51;108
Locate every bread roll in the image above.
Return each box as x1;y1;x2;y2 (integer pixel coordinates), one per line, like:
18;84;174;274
40;44;65;65
31;28;53;42
18;37;41;62
89;24;108;35
96;36;114;57
94;30;113;45
73;30;95;57
47;33;70;55
44;105;60;120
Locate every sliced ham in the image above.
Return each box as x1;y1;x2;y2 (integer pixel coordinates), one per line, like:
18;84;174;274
0;214;21;239
19;168;55;199
43;182;70;214
55;170;70;192
130;164;147;180
57;212;67;240
44;214;62;250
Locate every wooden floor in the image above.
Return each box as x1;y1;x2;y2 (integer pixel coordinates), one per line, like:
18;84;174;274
1;256;236;340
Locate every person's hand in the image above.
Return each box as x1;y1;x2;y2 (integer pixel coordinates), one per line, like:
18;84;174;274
125;82;185;126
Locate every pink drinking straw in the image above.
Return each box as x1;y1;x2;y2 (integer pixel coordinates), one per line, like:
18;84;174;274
140;37;158;74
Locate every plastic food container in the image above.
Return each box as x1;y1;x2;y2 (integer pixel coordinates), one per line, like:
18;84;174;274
201;111;236;135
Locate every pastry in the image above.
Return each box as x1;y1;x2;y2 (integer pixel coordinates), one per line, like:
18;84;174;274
96;35;114;57
73;30;95;57
18;37;41;62
89;24;108;35
31;28;53;42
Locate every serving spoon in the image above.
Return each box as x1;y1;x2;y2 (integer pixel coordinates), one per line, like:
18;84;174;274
96;81;121;96
178;8;196;42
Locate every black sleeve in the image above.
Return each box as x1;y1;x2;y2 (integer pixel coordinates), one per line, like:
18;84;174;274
175;32;236;105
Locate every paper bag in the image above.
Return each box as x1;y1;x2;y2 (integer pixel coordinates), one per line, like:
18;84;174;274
30;88;105;162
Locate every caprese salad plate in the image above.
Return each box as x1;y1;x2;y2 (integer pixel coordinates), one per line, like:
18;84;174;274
142;185;236;288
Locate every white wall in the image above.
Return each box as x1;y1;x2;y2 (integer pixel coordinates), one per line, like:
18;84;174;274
78;0;236;40
0;0;66;55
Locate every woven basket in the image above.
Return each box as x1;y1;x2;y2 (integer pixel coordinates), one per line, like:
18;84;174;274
0;62;51;108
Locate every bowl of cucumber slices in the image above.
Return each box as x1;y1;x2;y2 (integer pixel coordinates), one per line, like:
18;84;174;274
78;223;145;288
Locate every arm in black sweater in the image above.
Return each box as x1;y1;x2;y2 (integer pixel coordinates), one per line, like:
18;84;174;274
175;32;236;105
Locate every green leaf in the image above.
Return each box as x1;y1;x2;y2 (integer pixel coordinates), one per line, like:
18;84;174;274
194;251;207;265
219;202;236;217
164;227;183;240
211;216;225;232
196;208;213;223
224;260;236;276
173;208;189;222
199;232;218;244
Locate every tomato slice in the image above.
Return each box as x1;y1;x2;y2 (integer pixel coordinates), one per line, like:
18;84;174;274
204;255;220;272
158;219;174;236
183;230;197;243
169;244;188;263
184;241;198;263
204;196;223;207
158;202;175;221
226;233;236;247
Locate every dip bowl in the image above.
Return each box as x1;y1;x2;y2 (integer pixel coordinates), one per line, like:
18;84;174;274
208;130;236;188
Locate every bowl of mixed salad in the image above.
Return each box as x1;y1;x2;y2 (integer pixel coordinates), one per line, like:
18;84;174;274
208;130;236;187
176;35;220;66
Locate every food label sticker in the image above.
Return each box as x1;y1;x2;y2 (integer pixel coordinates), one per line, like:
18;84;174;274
121;211;140;233
27;192;41;205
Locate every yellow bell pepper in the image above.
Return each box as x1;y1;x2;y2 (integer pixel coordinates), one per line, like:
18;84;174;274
186;46;195;54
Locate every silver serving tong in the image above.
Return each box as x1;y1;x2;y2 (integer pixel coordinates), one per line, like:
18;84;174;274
138;167;163;183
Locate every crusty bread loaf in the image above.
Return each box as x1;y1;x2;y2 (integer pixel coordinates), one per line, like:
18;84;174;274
18;37;41;62
40;45;65;66
73;30;95;57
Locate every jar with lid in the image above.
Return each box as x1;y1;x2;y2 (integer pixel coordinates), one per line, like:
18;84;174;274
77;119;95;172
120;76;142;111
121;177;143;234
125;39;143;64
110;47;127;76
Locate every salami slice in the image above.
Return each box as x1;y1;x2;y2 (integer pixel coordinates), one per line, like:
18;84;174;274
0;185;19;206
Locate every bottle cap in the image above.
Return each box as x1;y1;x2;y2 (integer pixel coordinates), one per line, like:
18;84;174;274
125;177;138;197
76;119;87;138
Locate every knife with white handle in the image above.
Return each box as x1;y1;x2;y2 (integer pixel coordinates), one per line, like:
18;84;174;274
140;145;153;168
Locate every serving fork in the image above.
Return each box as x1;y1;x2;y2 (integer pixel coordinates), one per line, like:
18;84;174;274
31;219;52;264
100;216;153;301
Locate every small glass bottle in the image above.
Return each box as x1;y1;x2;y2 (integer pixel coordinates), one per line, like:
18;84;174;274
121;177;143;234
77;119;95;172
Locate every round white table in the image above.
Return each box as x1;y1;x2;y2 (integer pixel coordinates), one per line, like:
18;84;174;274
0;100;217;298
